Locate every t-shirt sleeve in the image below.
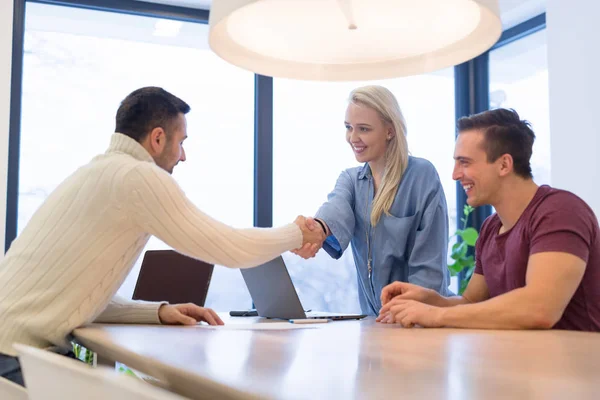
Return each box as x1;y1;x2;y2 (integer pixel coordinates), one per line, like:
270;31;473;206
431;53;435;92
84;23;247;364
474;240;483;275
474;217;491;275
529;194;595;263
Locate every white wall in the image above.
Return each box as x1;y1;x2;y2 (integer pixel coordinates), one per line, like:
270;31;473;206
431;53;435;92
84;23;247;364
0;0;14;254
547;0;600;216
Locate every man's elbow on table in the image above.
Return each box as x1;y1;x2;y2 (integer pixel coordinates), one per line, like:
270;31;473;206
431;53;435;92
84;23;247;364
511;289;567;330
524;307;562;330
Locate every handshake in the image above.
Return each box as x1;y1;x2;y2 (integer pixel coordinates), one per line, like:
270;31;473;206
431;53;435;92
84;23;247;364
292;216;328;259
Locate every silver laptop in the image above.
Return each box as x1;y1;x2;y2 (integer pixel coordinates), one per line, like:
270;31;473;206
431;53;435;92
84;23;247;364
240;256;366;321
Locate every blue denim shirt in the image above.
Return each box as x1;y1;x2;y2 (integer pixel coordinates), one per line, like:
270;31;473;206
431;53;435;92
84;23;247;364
316;156;450;315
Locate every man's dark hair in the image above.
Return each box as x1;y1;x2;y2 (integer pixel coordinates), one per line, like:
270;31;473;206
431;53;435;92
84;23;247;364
115;87;191;142
457;108;536;179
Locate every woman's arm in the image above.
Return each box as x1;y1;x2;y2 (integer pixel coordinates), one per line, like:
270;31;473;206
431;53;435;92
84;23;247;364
314;170;357;259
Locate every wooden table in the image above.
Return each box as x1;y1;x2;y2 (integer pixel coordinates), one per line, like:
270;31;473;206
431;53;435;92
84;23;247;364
73;316;600;400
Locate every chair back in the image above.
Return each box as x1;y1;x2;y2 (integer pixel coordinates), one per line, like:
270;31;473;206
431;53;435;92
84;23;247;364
0;376;28;400
14;344;186;400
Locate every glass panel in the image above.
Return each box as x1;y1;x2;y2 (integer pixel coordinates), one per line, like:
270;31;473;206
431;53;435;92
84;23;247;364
490;29;550;185
20;3;254;310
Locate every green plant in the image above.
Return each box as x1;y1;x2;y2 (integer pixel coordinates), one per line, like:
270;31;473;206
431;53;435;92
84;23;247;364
118;364;138;377
73;342;137;377
72;342;94;365
448;205;479;295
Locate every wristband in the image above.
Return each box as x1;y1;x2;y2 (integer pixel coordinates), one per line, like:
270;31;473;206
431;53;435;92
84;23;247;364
314;219;328;235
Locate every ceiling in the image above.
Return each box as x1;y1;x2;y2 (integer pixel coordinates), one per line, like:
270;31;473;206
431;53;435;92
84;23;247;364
497;0;546;28
138;0;546;29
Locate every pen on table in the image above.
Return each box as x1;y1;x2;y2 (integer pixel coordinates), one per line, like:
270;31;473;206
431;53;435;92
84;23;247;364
289;319;330;324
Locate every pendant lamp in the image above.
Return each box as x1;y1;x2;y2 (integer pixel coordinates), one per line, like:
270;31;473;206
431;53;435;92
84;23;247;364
208;0;501;81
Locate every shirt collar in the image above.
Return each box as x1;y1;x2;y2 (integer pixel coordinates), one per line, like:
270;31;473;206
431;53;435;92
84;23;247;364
358;163;372;180
106;132;155;164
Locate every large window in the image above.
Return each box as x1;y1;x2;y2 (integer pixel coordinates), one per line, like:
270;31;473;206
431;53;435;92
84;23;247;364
273;71;456;312
490;29;550;184
20;3;254;310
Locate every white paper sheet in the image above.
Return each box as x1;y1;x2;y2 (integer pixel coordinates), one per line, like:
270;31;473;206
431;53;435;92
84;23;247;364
196;322;319;330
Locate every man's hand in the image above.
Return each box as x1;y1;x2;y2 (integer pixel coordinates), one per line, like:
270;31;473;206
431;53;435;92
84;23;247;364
292;216;326;259
378;282;440;319
158;303;224;326
378;299;444;328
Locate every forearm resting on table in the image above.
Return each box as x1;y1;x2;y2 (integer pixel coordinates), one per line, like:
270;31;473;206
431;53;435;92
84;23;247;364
438;252;586;329
433;295;473;307
439;287;561;330
432;273;489;307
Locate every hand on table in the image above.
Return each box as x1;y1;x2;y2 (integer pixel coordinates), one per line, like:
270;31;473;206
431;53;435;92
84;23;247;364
158;303;224;326
379;281;439;315
377;299;444;328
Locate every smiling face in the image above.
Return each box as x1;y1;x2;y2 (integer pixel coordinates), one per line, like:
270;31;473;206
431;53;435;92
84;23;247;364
453;129;504;207
345;102;392;165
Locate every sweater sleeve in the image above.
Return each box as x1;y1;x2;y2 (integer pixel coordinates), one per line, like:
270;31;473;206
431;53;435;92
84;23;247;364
124;163;303;268
94;295;166;324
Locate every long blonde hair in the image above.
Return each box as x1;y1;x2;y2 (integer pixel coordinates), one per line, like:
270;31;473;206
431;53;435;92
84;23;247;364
349;85;409;226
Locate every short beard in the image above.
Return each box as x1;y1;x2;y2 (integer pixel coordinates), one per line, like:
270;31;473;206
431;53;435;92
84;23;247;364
155;138;174;174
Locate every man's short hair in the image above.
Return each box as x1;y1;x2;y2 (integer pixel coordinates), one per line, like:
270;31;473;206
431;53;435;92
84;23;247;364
115;87;191;142
457;108;536;179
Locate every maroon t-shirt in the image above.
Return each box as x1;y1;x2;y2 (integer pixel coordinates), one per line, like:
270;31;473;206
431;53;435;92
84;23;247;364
475;185;600;331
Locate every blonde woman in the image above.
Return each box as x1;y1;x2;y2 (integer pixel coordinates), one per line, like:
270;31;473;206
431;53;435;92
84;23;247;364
294;85;450;316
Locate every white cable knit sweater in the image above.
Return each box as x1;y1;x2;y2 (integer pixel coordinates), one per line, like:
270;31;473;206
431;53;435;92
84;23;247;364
0;133;302;356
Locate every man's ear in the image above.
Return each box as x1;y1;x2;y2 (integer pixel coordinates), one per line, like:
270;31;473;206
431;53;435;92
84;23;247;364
148;127;167;154
498;153;514;177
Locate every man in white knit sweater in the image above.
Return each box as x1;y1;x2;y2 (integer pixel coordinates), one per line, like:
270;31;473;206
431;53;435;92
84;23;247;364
0;87;324;386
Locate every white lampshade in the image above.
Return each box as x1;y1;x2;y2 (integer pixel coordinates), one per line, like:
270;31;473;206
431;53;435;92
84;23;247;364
208;0;502;81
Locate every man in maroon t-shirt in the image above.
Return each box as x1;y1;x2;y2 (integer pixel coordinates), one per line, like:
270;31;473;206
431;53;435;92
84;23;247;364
377;108;600;331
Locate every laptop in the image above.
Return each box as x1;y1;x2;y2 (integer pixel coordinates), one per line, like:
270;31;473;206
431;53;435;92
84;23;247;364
133;250;214;306
240;256;366;321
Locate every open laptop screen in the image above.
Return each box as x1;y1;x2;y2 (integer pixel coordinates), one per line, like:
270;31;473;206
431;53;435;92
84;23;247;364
241;256;366;321
133;250;214;306
240;256;307;319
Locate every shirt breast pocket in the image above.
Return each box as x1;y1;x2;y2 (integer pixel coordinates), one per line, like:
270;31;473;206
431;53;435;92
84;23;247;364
380;213;418;259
